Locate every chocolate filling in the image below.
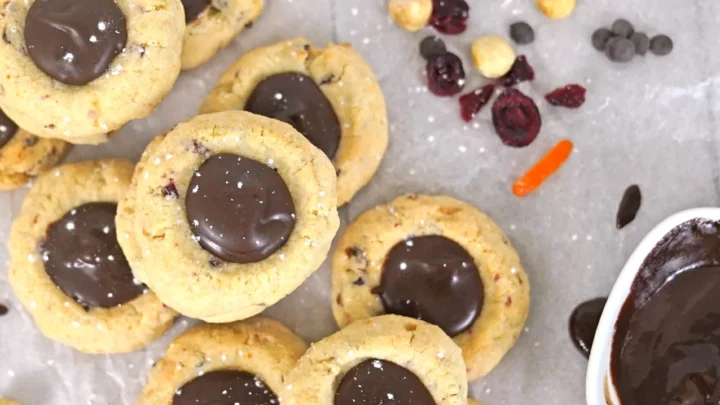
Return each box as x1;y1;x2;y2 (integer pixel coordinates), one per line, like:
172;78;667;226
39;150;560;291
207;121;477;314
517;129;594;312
0;108;19;149
376;235;483;337
245;73;341;159
611;219;720;405
181;0;212;23
173;370;278;405
25;0;128;86
335;359;435;405
185;153;296;264
42;202;143;308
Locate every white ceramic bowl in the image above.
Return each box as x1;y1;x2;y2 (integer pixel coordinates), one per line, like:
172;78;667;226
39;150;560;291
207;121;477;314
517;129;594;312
585;207;720;405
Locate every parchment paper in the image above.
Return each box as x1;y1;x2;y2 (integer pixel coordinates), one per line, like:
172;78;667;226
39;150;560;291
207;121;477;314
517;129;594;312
2;0;719;403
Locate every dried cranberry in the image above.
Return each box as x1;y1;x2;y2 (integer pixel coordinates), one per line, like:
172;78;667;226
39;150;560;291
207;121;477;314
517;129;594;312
162;181;179;199
491;89;542;148
429;0;469;35
426;52;465;97
459;84;496;122
498;56;535;87
545;84;587;108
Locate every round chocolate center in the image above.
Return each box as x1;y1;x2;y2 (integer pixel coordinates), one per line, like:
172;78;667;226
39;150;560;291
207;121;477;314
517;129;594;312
0;108;19;149
24;0;128;86
181;0;211;23
245;73;341;159
185;153;296;264
377;235;484;337
335;359;435;405
173;370;278;405
42;202;143;308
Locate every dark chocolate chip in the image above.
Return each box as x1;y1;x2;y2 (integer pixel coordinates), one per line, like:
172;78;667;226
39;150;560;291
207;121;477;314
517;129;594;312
591;28;614;52
0;304;8;316
24;0;128;86
509;22;535;45
611;19;634;38
569;298;606;358
335;359;435;405
173;370;278;405
0;108;18;149
630;32;650;56
352;277;365;286
42;203;144;308
181;0;212;23
185;153;295;264
649;34;673;56
377;235;483;337
605;37;635;62
419;36;447;61
245;73;341;159
616;185;642;229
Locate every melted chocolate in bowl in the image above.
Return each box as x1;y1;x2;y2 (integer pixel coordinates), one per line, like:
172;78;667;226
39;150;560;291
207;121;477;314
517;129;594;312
611;219;720;405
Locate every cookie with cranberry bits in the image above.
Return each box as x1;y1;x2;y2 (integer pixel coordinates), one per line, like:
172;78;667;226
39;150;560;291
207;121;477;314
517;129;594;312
7;159;177;353
122;111;339;323
200;38;388;206
331;194;530;380
0;0;184;143
0;399;21;405
285;315;467;405
0;108;69;190
136;317;307;405
181;0;264;69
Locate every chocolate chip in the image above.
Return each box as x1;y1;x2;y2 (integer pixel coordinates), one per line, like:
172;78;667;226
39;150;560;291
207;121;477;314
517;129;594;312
181;0;211;23
630;32;650;56
185;154;295;264
345;246;362;258
591;28;614;51
611;19;634;38
335;360;435;405
569;298;607;358
509;22;535;45
605;37;635;62
42;203;144;308
0;304;8;316
0;108;18;149
419;36;447;61
245;73;341;159
617;185;642;229
173;370;277;405
244;21;254;29
162;181;179;199
24;0;128;86
649;34;673;56
352;277;365;286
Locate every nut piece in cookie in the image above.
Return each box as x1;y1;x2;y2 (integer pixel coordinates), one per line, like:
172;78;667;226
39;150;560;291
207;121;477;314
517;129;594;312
331;194;530;380
200;38;388;206
136;318;307;405
118;111;339;323
181;0;264;69
0;0;185;143
0;108;70;190
7;159;176;353
389;0;433;32
285;315;467;405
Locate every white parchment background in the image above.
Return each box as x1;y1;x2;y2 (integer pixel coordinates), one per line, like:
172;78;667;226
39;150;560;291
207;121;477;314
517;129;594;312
2;0;720;403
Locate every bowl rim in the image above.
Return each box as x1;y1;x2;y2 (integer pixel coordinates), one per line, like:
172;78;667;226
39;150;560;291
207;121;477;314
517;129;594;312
585;207;720;405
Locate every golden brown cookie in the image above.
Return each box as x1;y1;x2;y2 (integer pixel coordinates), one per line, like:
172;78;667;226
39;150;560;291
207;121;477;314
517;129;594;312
285;315;467;405
200;38;388;206
136;317;307;405
0;109;69;190
0;399;21;405
118;111;340;323
331;194;530;380
181;0;264;69
8;159;177;353
0;0;185;143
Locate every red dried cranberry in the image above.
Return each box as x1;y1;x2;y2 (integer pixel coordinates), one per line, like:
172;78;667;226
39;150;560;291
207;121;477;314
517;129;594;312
498;56;535;87
545;84;587;108
491;89;542;148
430;0;470;35
162;181;179;199
459;84;495;122
426;52;465;97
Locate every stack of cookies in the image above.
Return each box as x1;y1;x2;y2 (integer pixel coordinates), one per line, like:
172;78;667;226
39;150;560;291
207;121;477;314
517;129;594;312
1;0;531;404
